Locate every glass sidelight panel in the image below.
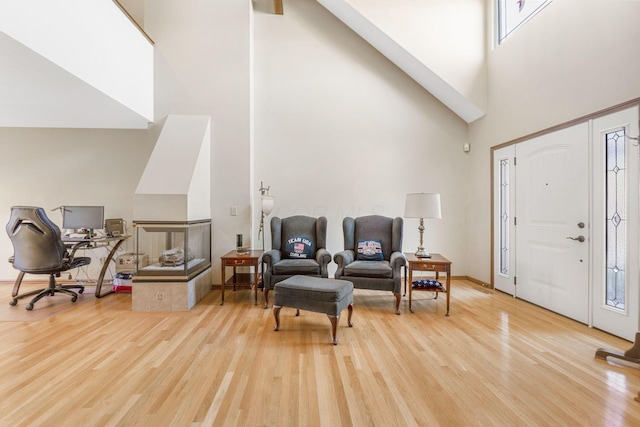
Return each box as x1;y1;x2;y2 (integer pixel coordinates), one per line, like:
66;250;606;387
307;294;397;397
605;129;626;310
499;159;510;275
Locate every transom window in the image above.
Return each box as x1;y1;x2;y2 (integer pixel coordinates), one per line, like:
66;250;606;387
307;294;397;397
497;0;552;44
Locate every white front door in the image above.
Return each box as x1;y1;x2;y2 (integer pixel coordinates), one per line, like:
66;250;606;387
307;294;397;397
515;123;590;323
493;145;516;295
591;107;639;341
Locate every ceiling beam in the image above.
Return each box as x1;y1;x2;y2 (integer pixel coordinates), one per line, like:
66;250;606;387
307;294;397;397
274;0;283;15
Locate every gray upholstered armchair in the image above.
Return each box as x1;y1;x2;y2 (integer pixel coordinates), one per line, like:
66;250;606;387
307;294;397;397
262;215;331;308
333;215;406;314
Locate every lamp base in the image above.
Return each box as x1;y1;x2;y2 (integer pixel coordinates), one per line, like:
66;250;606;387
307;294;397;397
415;249;431;258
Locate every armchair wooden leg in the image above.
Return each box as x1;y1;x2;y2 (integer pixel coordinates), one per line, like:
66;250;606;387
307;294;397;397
264;288;270;309
273;305;282;331
394;292;401;315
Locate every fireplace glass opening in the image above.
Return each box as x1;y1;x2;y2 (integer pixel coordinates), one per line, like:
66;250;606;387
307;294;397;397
133;220;211;281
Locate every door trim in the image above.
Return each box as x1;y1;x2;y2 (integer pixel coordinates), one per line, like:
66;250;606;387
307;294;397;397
490;98;640;289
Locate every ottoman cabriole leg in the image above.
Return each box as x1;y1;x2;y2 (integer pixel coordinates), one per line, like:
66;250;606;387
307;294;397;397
347;303;354;327
273;305;282;331
327;314;340;345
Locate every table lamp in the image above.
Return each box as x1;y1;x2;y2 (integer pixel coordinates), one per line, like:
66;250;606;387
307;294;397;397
404;192;441;258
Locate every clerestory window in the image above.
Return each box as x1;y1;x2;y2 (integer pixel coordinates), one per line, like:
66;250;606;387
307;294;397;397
497;0;552;44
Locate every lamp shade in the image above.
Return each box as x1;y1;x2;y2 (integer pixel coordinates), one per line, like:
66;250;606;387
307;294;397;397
404;193;442;219
261;196;275;215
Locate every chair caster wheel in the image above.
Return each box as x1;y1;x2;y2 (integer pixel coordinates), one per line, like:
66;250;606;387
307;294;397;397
71;296;78;302
9;299;17;306
26;304;34;311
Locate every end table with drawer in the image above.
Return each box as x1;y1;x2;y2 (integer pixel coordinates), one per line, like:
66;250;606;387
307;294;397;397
220;249;263;306
404;253;452;315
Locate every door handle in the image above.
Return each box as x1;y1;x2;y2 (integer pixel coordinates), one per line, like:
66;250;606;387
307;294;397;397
566;235;585;242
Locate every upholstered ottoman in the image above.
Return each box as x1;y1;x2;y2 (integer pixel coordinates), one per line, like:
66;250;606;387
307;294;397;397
273;275;354;345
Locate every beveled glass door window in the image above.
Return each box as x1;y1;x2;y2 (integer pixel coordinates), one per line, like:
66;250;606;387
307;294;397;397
499;158;510;275
605;129;626;311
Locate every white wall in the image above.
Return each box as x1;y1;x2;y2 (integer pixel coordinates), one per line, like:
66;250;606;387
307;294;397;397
467;0;640;283
253;0;471;277
0;128;152;279
144;0;252;283
0;0;475;285
138;0;472;283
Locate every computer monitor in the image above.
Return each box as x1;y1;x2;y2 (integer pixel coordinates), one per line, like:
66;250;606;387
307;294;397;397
62;206;105;230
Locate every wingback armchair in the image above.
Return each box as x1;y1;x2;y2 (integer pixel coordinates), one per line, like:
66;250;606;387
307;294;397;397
333;215;406;314
6;206;91;310
262;215;331;308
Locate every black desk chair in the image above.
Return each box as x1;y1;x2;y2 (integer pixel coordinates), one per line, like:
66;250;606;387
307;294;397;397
6;206;91;310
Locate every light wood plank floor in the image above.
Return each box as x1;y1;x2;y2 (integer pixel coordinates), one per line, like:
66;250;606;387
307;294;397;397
1;280;640;426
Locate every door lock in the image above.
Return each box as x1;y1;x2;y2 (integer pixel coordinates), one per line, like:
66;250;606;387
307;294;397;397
577;222;585;228
566;235;585;242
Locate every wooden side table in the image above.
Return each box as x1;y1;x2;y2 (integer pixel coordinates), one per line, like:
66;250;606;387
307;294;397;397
404;253;452;315
220;249;263;306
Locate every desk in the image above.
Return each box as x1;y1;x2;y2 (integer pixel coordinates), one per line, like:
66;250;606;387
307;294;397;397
220;249;263;306
63;235;130;298
404;253;452;315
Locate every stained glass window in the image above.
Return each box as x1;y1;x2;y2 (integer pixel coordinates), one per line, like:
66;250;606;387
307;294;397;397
497;0;553;44
499;159;510;275
605;129;626;311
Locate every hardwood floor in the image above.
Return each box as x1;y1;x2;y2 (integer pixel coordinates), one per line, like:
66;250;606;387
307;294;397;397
1;280;640;426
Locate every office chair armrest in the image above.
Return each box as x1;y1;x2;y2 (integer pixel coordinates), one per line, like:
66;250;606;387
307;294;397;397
66;241;92;259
